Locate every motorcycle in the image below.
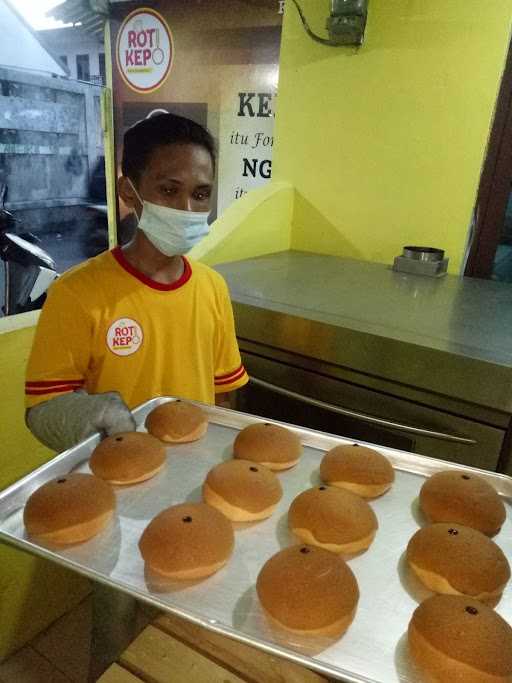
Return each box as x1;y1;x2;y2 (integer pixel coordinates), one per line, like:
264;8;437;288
0;184;58;316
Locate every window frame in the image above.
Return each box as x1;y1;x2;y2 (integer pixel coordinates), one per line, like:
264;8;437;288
76;54;90;82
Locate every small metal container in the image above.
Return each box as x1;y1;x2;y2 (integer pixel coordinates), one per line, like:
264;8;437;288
393;246;448;277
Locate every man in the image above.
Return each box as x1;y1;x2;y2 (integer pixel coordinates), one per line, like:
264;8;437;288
25;113;248;452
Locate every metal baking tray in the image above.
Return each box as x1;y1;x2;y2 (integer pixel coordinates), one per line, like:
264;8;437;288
0;398;511;683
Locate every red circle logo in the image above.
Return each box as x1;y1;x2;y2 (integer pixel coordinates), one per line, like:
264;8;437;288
116;8;174;94
106;318;144;356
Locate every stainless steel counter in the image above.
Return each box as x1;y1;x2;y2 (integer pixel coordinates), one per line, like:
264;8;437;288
215;251;512;414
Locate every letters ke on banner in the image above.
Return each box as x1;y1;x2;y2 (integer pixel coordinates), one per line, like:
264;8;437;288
217;73;277;214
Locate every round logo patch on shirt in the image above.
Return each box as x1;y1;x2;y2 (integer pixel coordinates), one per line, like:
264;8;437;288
107;318;144;356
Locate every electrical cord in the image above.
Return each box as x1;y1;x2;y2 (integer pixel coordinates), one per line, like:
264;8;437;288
289;0;337;46
289;0;366;47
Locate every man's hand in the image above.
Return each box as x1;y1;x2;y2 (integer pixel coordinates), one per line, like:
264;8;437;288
26;389;136;453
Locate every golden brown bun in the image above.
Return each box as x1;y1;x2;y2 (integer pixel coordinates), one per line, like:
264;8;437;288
139;503;234;579
24;473;115;545
256;545;359;636
203;459;283;522
406;523;510;601
419;470;506;536
408;595;512;682
89;432;166;485
320;444;395;498
288;486;378;554
145;400;208;443
233;422;302;471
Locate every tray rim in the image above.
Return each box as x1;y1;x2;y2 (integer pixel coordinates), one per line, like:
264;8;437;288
0;396;510;683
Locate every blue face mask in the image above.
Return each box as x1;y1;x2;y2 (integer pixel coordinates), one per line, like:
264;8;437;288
129;180;210;256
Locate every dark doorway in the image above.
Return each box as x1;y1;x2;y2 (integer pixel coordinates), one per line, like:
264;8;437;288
465;38;512;281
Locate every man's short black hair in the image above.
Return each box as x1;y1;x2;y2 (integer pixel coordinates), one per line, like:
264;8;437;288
122;112;216;184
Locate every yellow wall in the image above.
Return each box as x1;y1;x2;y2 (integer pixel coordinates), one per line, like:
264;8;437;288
0;318;89;660
270;0;512;273
190;181;293;264
0;316;49;485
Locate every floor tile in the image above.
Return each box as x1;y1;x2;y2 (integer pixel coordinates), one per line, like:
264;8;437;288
0;646;71;682
31;597;92;683
2;596;160;683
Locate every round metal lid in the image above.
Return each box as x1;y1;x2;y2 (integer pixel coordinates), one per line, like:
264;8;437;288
402;246;445;262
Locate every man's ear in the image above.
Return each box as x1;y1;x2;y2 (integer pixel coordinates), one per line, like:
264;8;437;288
118;176;139;212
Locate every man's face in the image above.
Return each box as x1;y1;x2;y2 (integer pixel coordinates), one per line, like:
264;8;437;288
123;142;214;214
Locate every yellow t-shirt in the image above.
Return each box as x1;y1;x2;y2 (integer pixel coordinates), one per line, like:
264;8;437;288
25;247;248;409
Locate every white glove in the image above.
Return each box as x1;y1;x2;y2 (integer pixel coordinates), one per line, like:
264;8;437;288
26;389;136;453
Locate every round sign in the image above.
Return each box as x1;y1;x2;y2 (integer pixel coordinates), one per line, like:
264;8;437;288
116;8;174;94
106;318;144;357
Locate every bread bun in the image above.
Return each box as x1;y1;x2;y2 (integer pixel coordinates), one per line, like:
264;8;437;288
256;545;359;637
203;459;283;522
24;473;115;545
139;503;234;580
320;444;394;498
233;422;302;471
419;470;506;536
145;400;208;444
406;523;510;602
89;432;166;485
288;485;378;554
408;595;512;682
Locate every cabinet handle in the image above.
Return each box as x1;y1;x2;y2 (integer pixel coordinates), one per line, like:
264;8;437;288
248;376;477;446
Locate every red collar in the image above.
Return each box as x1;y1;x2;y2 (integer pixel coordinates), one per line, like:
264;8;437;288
111;247;192;291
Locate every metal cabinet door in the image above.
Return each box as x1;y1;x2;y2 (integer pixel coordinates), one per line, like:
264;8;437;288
238;352;505;472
